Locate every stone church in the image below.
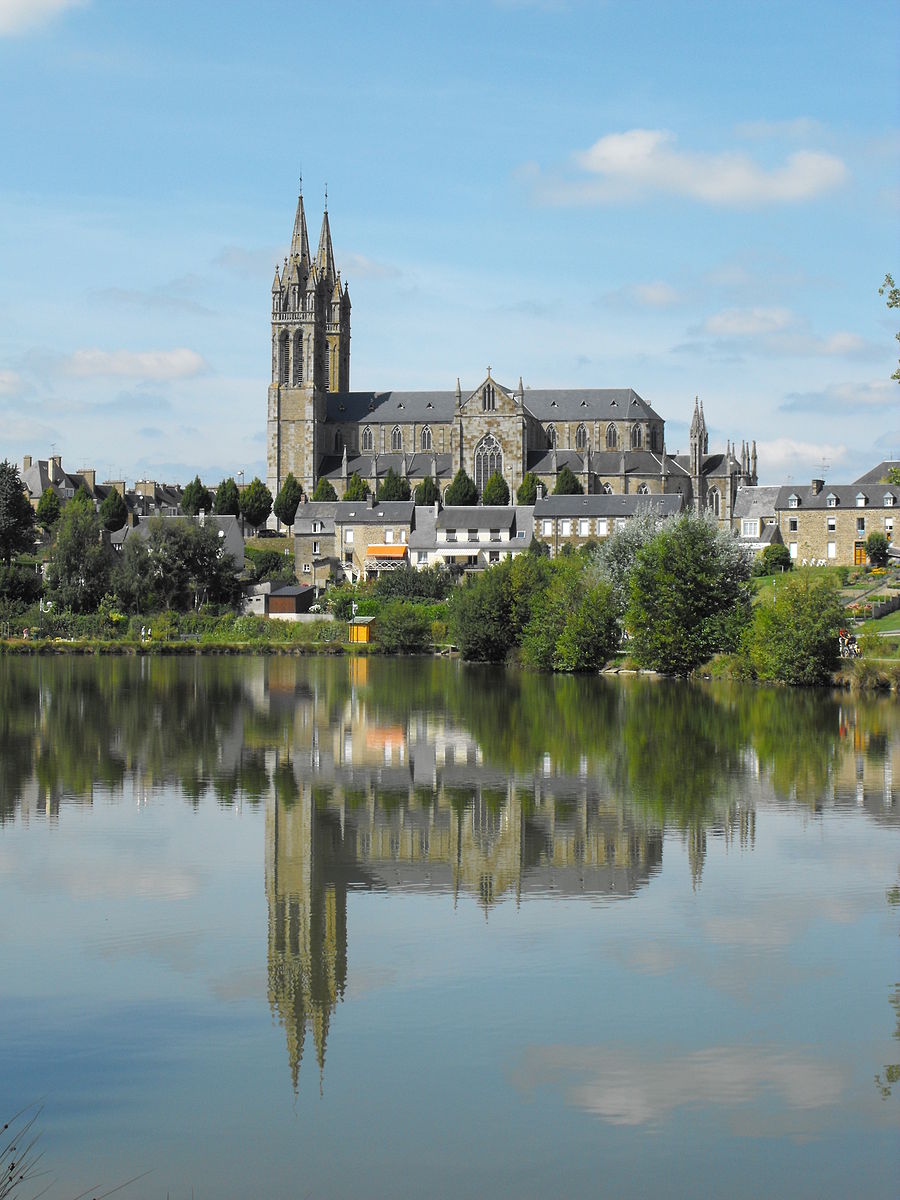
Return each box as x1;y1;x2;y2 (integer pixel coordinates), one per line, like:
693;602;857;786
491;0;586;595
266;189;758;526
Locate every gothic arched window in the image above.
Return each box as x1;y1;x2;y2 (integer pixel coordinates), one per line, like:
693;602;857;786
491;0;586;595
601;482;613;495
650;427;660;452
278;335;290;384
606;424;618;450
391;425;403;451
547;424;557;449
575;423;588;451
335;430;344;454
474;434;503;494
637;482;649;495
483;384;495;412
362;425;373;452
292;332;303;385
707;487;720;517
421;425;432;451
631;425;642;450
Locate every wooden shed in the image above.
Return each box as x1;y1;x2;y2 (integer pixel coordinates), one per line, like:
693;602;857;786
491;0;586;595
348;616;376;644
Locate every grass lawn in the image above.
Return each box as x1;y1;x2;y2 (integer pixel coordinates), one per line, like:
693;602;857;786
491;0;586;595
860;609;900;634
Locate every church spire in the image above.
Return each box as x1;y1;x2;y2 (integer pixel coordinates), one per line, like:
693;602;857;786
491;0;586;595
316;207;336;282
290;184;311;269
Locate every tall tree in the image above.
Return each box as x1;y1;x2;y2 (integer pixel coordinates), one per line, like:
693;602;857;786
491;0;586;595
742;574;844;685
517;472;539;505
98;488;129;531
182;475;214;516
0;460;36;566
343;472;370;501
376;468;411;502
413;476;440;506
273;472;303;529
239;477;273;532
444;468;478;506
553;466;583;495
481;471;510;506
312;477;338;501
45;492;111;612
879;273;900;383
35;488;61;532
213;477;241;516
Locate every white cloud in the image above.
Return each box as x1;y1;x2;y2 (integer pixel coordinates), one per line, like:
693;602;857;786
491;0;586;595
630;281;683;308
705;307;794;337
0;0;86;36
64;348;209;380
755;437;848;478
529;129;848;208
780;379;897;414
0;368;22;395
700;308;878;359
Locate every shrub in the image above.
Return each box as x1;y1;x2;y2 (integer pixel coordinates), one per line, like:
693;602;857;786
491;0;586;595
742;573;845;685
375;600;431;653
866;531;890;568
481;471;510;506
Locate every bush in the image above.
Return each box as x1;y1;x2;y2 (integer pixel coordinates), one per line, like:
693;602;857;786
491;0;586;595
866;531;890;568
741;573;844;685
375;600;431;653
754;543;792;576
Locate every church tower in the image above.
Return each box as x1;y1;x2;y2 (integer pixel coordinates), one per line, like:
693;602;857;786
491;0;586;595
689;396;708;512
267;186;351;505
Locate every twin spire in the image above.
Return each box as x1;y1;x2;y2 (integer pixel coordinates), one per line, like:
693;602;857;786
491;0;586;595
288;184;335;281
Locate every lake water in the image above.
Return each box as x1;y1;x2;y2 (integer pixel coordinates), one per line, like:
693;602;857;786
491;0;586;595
1;656;897;1199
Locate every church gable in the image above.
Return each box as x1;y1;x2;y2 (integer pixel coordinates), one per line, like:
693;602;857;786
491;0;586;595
459;373;518;417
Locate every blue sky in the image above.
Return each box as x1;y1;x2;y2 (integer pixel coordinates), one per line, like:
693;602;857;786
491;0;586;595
0;0;897;487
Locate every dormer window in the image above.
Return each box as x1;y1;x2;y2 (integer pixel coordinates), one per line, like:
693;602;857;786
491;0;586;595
788;494;799;509
826;494;837;507
884;493;895;507
856;492;867;507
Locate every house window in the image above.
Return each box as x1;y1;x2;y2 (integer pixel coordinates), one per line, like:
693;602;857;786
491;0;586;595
421;425;432;451
575;423;588;451
637;483;649;496
541;519;553;536
578;519;589;536
631;425;642;450
560;519;571;536
313;541;320;555
345;528;354;543
789;542;798;559
474;434;502;493
446;529;457;542
489;551;500;563
362;426;373;452
303;563;311;574
385;529;394;543
482;384;496;411
857;517;865;534
827;495;837;507
741;519;758;538
597;519;608;536
856;493;867;507
312;520;324;533
884;493;895;507
885;518;894;536
391;425;403;451
614;518;626;531
827;541;836;560
468;528;478;541
788;495;799;509
490;528;500;542
827;516;836;532
417;551;427;564
788;517;798;532
606;424;618;450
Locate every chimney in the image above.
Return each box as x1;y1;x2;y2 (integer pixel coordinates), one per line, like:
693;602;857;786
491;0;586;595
80;468;96;493
50;455;62;482
23;455;32;470
106;480;126;498
537;484;545;501
433;501;439;518
811;478;824;495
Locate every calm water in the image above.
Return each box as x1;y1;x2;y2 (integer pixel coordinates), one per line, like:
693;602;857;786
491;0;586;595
1;656;897;1199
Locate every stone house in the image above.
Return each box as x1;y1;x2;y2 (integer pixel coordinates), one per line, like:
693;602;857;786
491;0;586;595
414;505;534;571
293;498;416;585
774;479;898;566
532;492;683;556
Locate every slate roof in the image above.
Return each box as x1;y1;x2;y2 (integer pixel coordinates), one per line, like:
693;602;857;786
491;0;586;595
732;486;781;520
294;500;416;533
533;493;683;518
775;484;900;510
852;460;900;486
126;514;244;563
324;386;662;425
319;452;453;481
436;506;517;530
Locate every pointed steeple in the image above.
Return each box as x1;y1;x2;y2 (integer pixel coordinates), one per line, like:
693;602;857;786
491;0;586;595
751;440;758;479
316;208;336;282
515;375;524;405
290;187;311;270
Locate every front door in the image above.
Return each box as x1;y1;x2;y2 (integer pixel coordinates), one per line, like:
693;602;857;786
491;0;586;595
854;541;866;566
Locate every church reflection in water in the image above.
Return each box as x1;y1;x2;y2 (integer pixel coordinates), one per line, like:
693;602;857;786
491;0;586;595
264;658;667;1090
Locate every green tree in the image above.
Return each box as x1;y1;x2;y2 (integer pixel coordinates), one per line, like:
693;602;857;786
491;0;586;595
343;472;370;501
866;531;890;567
45;492;112;612
520;562;618;672
213;477;241;516
273;472;303;529
35;487;61;532
742;573;844;685
594;511;663;613
0;460;36;566
413;475;440;505
517;472;539;505
114;518;241;612
553;465;583;495
554;580;620;672
375;600;431;653
755;542;792;576
239;477;273;532
376;468;411;502
878;273;900;383
98;488;129;532
444;468;478;506
481;471;510;506
312;477;338;501
626;514;752;675
182;475;214;516
449;565;511;661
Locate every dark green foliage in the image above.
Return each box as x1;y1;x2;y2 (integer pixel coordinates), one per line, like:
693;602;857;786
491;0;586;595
626;515;752;675
246;546;296;584
742;573;845;685
0;460;36;566
312;477;338;501
113;518;241;612
754;542;792;576
448;566;510;661
375;600;431;653
520;565;618;672
553;466;583;495
481;471;510;506
444;468;478;506
0;563;42;607
343;472;370;501
98;488;128;531
181;475;214;516
213;477;241;516
35;488;61;530
413;476;440;505
866;531;890;567
273;472;303;528
517;472;539;505
376;468;411;502
372;564;452;601
45;492;112;612
239;477;273;531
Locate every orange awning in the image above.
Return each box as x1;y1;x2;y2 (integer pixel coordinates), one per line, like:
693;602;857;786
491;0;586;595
366;544;407;558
